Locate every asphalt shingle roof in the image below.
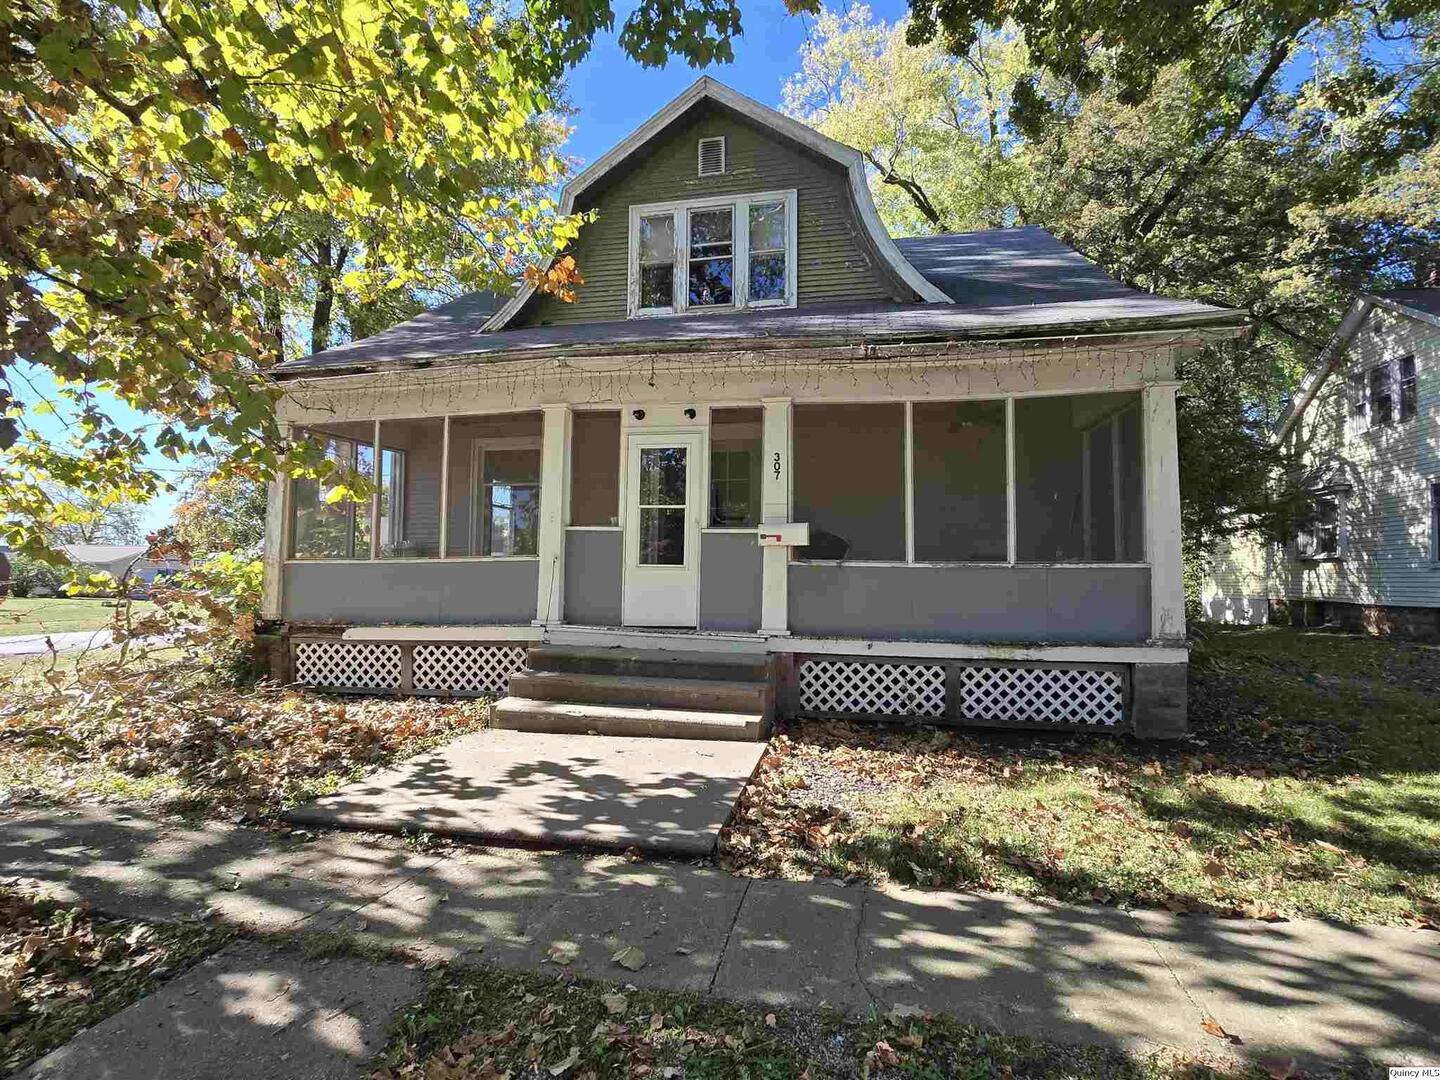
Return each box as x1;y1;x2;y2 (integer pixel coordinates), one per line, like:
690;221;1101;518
277;228;1241;376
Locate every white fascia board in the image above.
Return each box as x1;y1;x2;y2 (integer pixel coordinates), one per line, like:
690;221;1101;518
483;75;949;331
1370;293;1440;331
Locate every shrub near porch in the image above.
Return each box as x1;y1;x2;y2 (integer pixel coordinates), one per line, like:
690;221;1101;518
721;626;1440;927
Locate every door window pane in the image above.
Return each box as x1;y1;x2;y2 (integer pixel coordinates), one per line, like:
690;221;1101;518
688;208;733;307
291;422;375;559
793;404;905;560
710;407;762;527
639;214;675;310
1014;393;1143;563
639;446;687;505
912;401;1007;561
639;509;686;565
748;201;786;302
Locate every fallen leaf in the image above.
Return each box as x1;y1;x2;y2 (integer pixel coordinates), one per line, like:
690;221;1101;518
548;1046;580;1075
546;940;580;965
612;945;646;971
601;993;627;1015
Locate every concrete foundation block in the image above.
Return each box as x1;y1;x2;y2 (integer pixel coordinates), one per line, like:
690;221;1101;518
1131;662;1188;739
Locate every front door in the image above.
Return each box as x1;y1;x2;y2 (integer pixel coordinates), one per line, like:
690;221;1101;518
623;431;703;627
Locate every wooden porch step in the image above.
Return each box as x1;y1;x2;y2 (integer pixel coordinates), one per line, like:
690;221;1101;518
526;645;770;683
508;670;768;713
492;696;763;742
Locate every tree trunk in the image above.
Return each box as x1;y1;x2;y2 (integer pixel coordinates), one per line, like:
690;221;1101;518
310;235;351;357
262;288;284;367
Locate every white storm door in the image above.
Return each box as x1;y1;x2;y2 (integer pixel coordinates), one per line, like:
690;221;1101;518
623;432;703;627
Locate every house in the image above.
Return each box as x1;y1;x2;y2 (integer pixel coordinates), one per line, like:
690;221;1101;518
261;77;1247;738
62;545;187;591
1202;287;1440;638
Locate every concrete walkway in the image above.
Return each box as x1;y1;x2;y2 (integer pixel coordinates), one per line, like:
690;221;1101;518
285;729;767;856
3;806;1437;1072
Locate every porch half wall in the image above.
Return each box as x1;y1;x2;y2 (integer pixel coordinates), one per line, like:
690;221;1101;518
788;563;1151;643
282;560;538;624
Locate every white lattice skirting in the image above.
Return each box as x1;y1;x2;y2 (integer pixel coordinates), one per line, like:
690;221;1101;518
294;640;402;691
797;659;1126;727
799;660;946;717
413;643;527;695
959;665;1124;727
292;639;526;695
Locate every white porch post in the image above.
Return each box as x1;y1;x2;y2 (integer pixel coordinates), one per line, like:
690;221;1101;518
260;424;292;620
534;403;572;626
1143;383;1185;641
760;397;792;636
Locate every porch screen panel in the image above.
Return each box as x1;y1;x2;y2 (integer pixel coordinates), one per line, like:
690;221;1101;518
291;421;376;560
570;411;621;527
710;407;762;527
793;403;905;561
376;418;443;558
446;412;543;557
1014;392;1143;563
912;400;1007;562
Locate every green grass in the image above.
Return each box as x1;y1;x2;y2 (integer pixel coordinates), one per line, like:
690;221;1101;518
724;626;1440;926
370;964;1271;1080
0;597;155;637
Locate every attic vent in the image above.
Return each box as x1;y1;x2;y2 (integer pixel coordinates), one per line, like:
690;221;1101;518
698;136;725;177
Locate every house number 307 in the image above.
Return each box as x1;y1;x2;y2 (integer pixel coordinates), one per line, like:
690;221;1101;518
772;452;782;480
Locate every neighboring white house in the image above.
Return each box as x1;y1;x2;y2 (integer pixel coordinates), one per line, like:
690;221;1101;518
62;545;187;590
1203;287;1440;637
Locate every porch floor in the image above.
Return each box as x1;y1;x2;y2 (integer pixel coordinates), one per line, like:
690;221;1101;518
283;729;767;857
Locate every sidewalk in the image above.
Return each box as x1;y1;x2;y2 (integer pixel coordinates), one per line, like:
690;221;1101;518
4;805;1436;1070
0;628;114;657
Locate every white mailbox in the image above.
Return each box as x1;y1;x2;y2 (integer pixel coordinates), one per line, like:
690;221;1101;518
757;522;810;547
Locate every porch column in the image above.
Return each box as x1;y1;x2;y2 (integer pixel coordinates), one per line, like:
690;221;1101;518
760;397;792;636
1143;383;1185;641
534;403;572;626
260;423;293;621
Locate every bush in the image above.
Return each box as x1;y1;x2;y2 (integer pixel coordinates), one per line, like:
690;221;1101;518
7;555;65;598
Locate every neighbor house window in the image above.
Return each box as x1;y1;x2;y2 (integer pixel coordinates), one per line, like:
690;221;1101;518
290;423;376;559
627;191;796;317
1353;355;1417;431
1296;493;1342;560
709;407;762;527
1431;481;1440;563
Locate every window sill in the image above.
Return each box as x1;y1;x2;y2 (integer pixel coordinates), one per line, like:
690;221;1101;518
1296;556;1343;564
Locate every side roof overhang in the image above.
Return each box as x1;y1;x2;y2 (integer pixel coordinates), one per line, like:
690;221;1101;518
483;75;951;332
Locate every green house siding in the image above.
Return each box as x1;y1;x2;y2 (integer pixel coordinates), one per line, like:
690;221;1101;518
515;101;913;327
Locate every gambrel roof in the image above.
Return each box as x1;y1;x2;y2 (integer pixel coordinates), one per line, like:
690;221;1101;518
277;79;1244;377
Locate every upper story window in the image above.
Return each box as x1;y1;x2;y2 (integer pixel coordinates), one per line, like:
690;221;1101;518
627;190;797;318
1349;354;1417;433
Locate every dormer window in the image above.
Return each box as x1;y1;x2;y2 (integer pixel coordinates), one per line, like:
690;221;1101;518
627;190;797;318
698;136;725;176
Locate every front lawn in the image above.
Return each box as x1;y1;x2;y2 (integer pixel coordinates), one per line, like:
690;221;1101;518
0;597;155;638
720;625;1440;927
0;664;489;819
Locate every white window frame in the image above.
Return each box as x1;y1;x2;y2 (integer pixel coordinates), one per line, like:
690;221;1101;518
469;436;543;558
1349;354;1418;435
626;189;798;319
1296;489;1345;562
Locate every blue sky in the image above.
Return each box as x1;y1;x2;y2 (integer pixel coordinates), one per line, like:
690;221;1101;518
12;0;905;534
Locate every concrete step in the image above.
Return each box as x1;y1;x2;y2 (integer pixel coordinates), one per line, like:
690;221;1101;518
526;645;770;683
492;696;763;741
509;669;768;713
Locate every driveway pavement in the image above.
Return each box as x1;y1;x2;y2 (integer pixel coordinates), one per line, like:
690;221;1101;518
3;804;1436;1076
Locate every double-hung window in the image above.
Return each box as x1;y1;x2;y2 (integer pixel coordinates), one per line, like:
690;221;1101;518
627;191;797;318
1351;354;1418;433
1296;492;1343;560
